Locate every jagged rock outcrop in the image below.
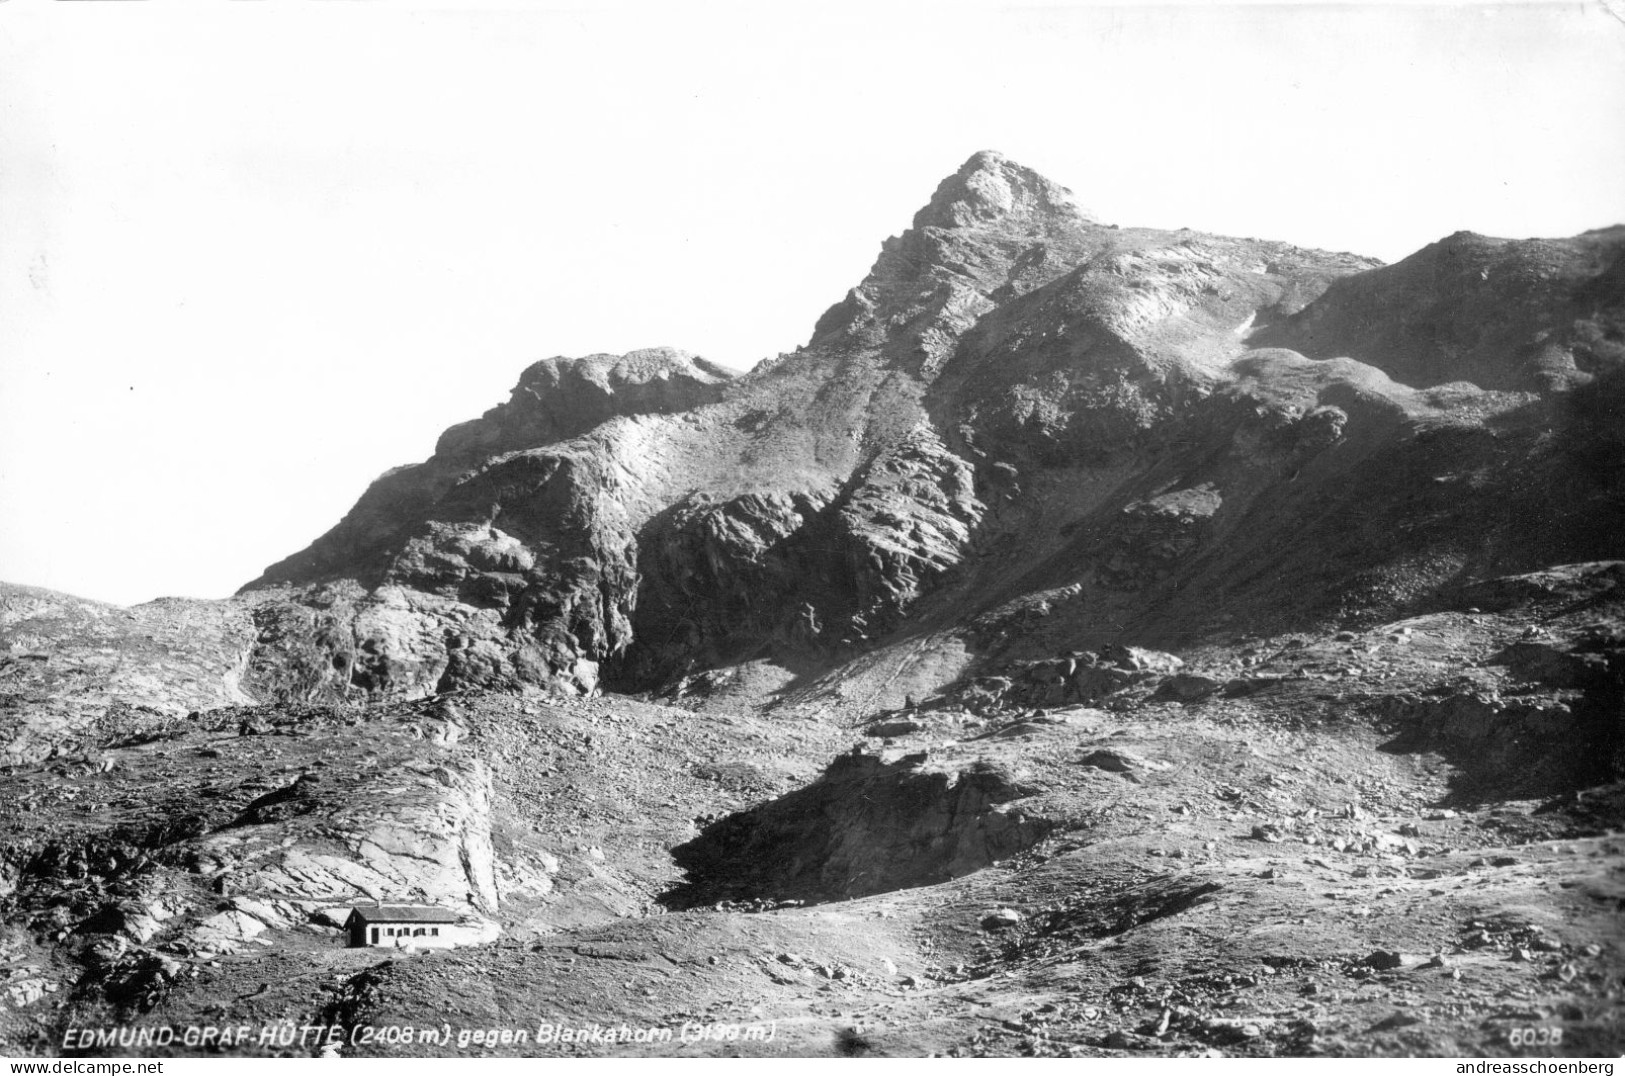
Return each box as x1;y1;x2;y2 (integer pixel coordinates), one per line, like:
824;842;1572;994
200;754;501;918
617;490;832;686
828;424;985;637
0;699;524;975
244;448;642;699
240;351;715;702
435;349;736;463
1378;613;1625;800
1094;484;1223;590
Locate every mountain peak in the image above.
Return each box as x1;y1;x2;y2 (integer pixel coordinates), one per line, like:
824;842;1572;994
912;150;1098;230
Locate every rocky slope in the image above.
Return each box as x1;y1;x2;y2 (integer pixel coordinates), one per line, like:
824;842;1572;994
2;151;1622;1058
0;585;257;766
4;567;1620;1057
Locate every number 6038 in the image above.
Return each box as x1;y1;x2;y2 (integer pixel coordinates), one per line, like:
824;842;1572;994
1509;1027;1563;1047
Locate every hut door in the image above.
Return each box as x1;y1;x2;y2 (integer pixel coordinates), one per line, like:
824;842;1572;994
370;927;379;944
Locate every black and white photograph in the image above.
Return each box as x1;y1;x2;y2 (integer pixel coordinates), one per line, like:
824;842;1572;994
1;0;1623;1064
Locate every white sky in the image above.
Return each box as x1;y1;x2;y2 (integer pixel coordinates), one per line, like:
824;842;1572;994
2;1;1623;606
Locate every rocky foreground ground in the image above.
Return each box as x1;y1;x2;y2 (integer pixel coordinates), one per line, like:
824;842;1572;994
1;561;1620;1057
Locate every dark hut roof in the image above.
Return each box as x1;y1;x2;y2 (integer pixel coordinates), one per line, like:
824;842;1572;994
347;904;459;924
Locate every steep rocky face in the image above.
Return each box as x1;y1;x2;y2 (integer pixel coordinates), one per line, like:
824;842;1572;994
828;424;985;638
617;490;833;686
239;352;709;698
809;150;1105;372
227;152;1624;708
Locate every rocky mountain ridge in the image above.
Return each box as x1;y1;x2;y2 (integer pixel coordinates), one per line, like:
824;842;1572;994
223;151;1623;715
